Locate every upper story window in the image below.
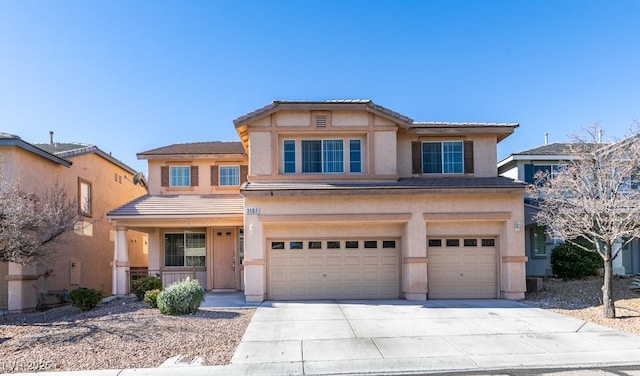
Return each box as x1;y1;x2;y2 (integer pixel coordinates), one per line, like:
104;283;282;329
524;164;561;185
423;141;463;174
412;140;473;175
283;140;296;174
284;138;363;174
219;166;240;186
78;178;92;217
349;140;362;173
170;166;191;187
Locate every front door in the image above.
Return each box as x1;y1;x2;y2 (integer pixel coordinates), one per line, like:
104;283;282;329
213;228;236;289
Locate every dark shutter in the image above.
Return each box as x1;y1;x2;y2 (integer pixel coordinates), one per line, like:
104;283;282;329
210;166;219;186
524;164;534;184
161;166;169;187
463;141;474;174
190;166;199;186
411;141;422;174
240;165;248;184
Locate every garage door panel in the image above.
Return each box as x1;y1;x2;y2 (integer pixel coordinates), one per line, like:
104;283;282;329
428;238;497;299
268;238;400;300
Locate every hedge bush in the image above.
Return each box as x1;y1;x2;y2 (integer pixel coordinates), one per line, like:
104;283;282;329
551;241;603;279
157;278;205;315
131;276;162;301
69;287;104;311
144;289;161;309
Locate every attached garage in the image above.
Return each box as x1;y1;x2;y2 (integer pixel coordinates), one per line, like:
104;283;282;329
427;237;498;299
268;238;400;300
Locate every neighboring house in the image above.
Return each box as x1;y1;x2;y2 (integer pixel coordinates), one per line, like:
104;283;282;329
109;100;528;302
0;132;147;312
498;142;639;276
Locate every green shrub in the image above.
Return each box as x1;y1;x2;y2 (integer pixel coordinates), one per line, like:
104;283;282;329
157;278;205;315
551;241;603;279
69;287;104;311
144;289;161;309
131;276;162;301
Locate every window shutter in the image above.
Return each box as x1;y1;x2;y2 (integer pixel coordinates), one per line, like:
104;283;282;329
463;141;474;174
411;141;422;174
210;166;219;186
190;166;199;186
524;164;534;184
161;166;169;187
240;165;248;184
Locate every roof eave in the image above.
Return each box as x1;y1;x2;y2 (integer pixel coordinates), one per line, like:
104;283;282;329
0;139;72;167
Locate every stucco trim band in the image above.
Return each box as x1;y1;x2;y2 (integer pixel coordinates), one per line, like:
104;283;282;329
5;274;39;281
502;256;528;263
242;259;266;266
403;257;429;264
423;212;512;221
258;213;412;223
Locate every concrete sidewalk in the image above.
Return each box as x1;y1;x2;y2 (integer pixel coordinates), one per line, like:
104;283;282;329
10;299;640;376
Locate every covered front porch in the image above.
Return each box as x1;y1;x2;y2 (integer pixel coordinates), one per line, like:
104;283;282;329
107;194;245;295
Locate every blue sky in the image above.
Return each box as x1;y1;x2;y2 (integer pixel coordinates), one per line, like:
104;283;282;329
1;1;639;175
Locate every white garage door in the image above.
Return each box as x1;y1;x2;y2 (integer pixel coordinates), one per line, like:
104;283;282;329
428;237;497;299
268;239;400;300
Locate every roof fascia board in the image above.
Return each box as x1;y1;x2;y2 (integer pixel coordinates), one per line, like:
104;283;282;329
241;186;525;197
0;139;72;167
138;152;247;160
407;126;515;140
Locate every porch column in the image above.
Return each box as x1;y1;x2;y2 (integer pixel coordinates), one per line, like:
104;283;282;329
243;219;266;303
112;225;130;295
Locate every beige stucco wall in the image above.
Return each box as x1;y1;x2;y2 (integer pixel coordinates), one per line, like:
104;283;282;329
146;155;248;196
243;190;526;302
248;133;272;177
332;111;369;127
396;133;499;178
1;146;147;311
374;131;397;175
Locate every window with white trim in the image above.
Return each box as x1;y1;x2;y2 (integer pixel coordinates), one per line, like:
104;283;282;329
422;141;463;174
164;232;206;267
219;166;240;186
78;178;92;217
170;166;191;187
283;140;296;173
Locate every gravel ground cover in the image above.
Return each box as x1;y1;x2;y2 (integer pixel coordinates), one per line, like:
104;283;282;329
524;276;640;336
0;297;253;373
1;277;639;374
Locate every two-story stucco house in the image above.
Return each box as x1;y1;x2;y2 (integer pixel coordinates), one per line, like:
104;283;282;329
108;100;528;302
498;142;640;277
0;132;147;312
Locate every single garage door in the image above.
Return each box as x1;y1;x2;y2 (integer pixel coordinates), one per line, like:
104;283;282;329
268;238;400;300
428;237;497;299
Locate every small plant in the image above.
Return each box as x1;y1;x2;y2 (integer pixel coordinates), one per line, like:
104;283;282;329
131;276;162;301
551;241;603;279
69;287;104;311
144;289;161;309
157;278;205;315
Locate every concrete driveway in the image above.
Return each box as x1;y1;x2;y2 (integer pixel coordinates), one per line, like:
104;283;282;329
231;299;640;375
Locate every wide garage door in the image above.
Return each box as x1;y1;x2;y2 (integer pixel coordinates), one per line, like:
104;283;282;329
428;237;497;299
268;238;400;300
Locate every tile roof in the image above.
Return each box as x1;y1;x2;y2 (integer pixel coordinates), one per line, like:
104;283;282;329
108;194;244;218
413;121;519;128
233;100;414;127
0;135;72;167
0;132;21;140
241;177;525;194
138;141;246;156
34;143;138;174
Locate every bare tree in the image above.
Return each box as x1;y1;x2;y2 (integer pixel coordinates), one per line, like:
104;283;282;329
0;163;78;265
529;125;640;318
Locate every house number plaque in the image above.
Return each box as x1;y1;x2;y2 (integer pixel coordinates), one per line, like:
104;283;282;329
245;207;260;215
